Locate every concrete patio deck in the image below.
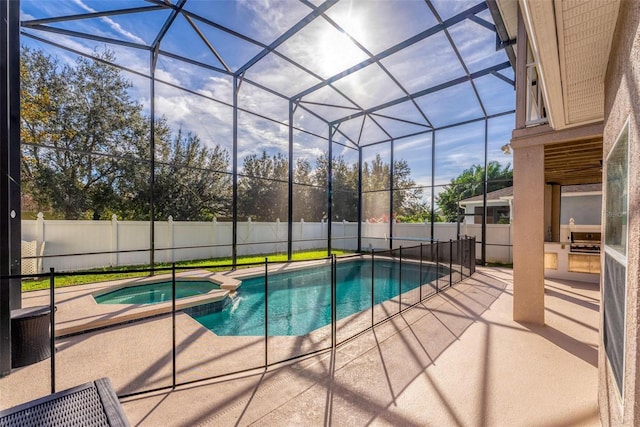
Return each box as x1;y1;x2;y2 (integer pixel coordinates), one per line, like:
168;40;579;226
1;266;600;426
122;267;600;426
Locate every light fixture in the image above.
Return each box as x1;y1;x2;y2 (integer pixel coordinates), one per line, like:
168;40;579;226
501;143;512;155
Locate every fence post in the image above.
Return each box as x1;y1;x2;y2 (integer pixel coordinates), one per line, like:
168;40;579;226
110;214;118;267
49;267;55;394
435;242;440;293
462;237;466;278
468;237;472;277
36;211;44;243
168;216;174;263
343;219;347;251
242;217;252;256
424;219;429;241
264;258;268;367
171;263;176;387
458;236;461;280
275;218;280;254
332;255;337;348
472;236;477;274
211;217;217;259
449;239;453;287
419;243;423;301
398;246;402;314
371;249;375;327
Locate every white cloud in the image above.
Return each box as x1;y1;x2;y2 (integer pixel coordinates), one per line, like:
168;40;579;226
154;68;182;86
237;0;311;43
70;0;146;45
244;52;321;97
394;134;432;153
202;76;233;102
21;0;515;182
430;0;470;20
154;85;234;145
22;30;92;67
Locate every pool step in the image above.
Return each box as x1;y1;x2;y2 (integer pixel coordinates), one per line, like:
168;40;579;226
182;296;231;317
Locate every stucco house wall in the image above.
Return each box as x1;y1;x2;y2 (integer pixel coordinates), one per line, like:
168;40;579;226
461;188;602;226
599;1;640;425
560;195;602;225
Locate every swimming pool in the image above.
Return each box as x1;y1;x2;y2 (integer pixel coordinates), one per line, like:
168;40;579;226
194;259;440;336
94;280;220;305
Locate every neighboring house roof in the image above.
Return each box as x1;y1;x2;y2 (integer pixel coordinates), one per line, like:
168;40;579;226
459;183;602;205
561;183;602;194
459;187;514;204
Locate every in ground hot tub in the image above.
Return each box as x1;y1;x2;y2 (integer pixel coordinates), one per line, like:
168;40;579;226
50;270;244;337
94;280;220;305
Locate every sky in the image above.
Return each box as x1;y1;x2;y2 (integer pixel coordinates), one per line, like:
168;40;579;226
20;0;515;194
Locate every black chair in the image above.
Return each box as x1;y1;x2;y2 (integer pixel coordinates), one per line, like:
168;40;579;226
0;377;129;427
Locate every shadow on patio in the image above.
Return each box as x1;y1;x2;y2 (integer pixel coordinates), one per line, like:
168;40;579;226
118;267;600;426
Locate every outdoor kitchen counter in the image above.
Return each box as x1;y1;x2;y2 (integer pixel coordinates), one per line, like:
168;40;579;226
544;242;600;284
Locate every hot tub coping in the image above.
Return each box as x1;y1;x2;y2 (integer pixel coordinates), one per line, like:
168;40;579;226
92;269;241;298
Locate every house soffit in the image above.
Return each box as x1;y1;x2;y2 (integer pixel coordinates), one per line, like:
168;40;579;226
544;137;602;185
499;0;621;130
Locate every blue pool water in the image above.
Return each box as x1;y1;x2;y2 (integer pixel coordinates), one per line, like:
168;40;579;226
194;259;439;336
94;280;219;305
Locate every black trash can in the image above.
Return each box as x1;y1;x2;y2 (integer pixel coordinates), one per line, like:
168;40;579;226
11;306;51;369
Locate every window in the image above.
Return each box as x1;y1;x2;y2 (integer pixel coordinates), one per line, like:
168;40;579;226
603;120;629;397
474;206;510;224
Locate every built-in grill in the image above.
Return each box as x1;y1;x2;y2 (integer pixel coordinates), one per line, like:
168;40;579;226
570;232;601;254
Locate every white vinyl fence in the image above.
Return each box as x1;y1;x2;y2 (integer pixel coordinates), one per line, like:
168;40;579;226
21;214;515;273
364;222;513;264
21;214;362;272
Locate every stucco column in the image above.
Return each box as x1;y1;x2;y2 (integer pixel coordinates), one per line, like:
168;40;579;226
512;144;545;324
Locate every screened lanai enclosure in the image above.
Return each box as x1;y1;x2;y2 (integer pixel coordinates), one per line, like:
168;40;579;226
14;0;515;266
0;0;515;389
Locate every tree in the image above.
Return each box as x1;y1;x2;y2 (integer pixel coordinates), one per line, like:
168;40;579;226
120;125;232;221
313;152;427;222
21;47;431;223
435;161;513;222
361;154;424;221
314;153;359;222
238;151;289;221
21;47;233;222
292;157;323;221
156;130;231;221
395;203;442;223
21;47;148;219
392;158;423;217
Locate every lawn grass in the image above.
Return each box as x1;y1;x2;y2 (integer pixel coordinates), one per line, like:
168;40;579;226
485;262;513;268
22;249;352;292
